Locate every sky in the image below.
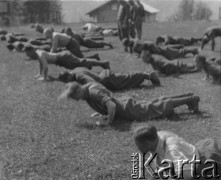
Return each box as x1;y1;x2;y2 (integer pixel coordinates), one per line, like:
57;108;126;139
60;0;221;23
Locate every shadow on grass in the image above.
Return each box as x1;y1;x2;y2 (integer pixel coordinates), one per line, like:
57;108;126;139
75;119;133;132
177;110;211;121
81;47;114;53
114;84;161;94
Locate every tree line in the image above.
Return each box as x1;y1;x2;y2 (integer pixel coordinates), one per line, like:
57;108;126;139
171;0;212;21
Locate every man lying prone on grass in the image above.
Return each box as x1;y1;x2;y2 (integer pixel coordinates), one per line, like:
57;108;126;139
23;46;110;81
58;67;160;90
58;82;200;126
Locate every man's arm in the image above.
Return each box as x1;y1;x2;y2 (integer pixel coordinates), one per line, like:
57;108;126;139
38;51;49;80
51;34;58;53
35;60;43;78
96;100;116;126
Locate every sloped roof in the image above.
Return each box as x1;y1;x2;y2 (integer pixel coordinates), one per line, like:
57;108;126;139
141;1;159;13
87;0;112;15
87;0;159;15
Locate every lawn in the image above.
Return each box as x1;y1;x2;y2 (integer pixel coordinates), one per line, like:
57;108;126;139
0;20;220;180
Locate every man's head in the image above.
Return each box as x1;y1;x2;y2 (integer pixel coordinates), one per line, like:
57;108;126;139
141;44;152;64
156;36;165;45
201;35;209;49
23;45;39;60
133;124;159;153
65;27;74;37
194;55;206;71
36;24;44;34
0;35;6;41
7;44;15;51
43;28;53;39
58;82;85;102
13;42;25;52
58;71;75;83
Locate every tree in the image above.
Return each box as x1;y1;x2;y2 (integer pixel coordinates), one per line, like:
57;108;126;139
23;0;62;24
172;0;194;21
193;1;212;20
170;0;212;21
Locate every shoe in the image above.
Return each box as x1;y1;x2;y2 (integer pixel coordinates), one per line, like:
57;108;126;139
94;53;100;61
188;96;200;113
149;71;161;86
109;43;113;49
104;62;110;69
192;49;199;55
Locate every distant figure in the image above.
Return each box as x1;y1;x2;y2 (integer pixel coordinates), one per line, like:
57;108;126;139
117;0;130;41
134;0;145;39
156;35;202;46
31;23;44;34
128;0;136;38
82;23;102;33
140;42;199;60
201;26;221;51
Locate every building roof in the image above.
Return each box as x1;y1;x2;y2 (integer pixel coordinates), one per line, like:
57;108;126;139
141;1;159;13
87;0;159;15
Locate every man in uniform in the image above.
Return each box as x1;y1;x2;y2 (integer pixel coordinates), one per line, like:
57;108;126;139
58;67;161;90
23;46;110;81
58;82;200;126
117;0;130;41
134;0;145;40
141;49;200;75
140;42;199;60
156;35;202;46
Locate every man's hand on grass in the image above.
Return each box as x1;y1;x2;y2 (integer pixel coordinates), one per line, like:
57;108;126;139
37;76;48;81
35;74;41;78
95;120;109;126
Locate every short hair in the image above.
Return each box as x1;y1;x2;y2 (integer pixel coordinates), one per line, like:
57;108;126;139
133;124;158;144
43;28;53;38
58;71;73;82
194;54;206;70
23;45;35;52
7;44;14;51
156;36;165;45
122;38;129;46
65;82;82;99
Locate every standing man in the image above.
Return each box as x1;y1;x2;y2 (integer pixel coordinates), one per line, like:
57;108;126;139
128;0;136;39
134;0;145;40
117;0;130;41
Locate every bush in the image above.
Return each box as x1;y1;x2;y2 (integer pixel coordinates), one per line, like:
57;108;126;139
170;0;212;21
193;1;212;20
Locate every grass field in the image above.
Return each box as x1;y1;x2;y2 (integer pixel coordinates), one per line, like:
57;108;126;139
0;21;221;180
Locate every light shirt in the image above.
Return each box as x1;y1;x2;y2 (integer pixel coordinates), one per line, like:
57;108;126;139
51;32;70;53
83;23;99;33
154;131;200;177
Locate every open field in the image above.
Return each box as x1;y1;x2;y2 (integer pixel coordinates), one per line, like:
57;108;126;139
0;21;221;179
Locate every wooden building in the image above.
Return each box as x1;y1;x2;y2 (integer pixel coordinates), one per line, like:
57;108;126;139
86;0;159;23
